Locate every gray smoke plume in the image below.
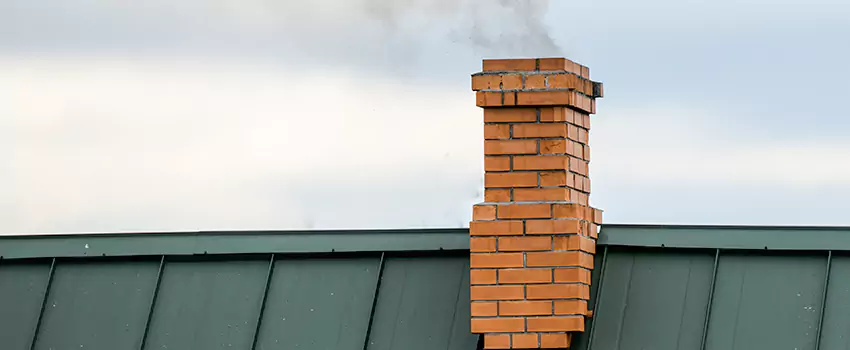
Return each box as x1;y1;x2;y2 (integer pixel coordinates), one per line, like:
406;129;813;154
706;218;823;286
361;0;562;57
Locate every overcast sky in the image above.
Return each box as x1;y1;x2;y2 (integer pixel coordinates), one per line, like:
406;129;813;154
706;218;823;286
2;0;849;234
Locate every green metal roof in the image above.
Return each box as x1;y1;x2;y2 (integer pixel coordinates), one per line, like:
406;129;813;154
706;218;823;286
3;225;850;350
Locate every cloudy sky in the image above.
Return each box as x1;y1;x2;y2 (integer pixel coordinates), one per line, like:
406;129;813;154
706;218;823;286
2;0;849;234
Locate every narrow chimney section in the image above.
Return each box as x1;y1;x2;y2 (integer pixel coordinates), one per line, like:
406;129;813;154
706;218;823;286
469;58;603;349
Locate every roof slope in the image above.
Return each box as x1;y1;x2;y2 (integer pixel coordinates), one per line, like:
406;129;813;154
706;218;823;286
574;225;850;350
0;229;477;350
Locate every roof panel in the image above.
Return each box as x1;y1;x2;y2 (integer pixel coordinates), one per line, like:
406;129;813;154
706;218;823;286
705;253;826;350
35;260;159;350
143;258;269;350
0;260;51;350
255;255;381;350
819;254;850;349
367;255;478;350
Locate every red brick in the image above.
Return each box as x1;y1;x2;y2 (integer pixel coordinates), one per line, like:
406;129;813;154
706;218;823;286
471;285;525;300
578;128;589;144
500;301;552;317
552;204;592;220
472;318;526;333
513;156;569;171
583;144;591;160
512;124;567;138
499;268;552;284
574;191;589;205
470;221;524;236
541;333;570;348
593;208;603;224
485;140;538;155
485;156;511;172
485;189;511;202
569;158;588;176
472;75;501;91
471;269;498;284
484;334;511;349
485;173;538;188
497;204;551;219
471;253;525;268
526;252;593;268
484;108;537;123
514;188;569;201
526;74;546;89
483;59;537;72
526;284;590;300
473;205;497;220
538;58;581;74
553;236;595;254
569;140;584;158
580;65;590;78
553;268;591;284
498;236;551;252
512;333;540;348
470;237;497;252
540;107;571;123
540;140;566;154
501;74;523;89
539;172;567;187
484;124;511;139
476;91;503;107
554;300;587;315
527;316;584;332
516;91;574;106
471;302;498;316
525;220;581;234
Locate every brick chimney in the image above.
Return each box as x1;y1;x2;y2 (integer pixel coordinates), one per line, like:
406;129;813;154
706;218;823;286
469;58;603;349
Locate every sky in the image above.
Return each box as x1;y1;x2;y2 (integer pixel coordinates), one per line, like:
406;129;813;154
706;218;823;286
2;0;849;234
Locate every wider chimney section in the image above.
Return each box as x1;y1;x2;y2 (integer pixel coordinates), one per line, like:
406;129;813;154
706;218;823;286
469;58;603;349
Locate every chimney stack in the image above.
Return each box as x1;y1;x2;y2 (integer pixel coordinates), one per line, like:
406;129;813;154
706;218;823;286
469;58;603;349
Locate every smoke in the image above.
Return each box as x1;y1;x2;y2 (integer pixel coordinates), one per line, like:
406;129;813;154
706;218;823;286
361;0;563;57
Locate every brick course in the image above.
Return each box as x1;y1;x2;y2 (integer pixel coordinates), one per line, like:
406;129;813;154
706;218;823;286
470;57;603;349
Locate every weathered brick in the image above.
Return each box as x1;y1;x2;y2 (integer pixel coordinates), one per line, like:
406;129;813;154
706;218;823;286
499;268;552;284
485;140;538;155
483;59;537;72
554;300;587;315
512;124;567;138
526;284;590;300
552;204;592;220
473;205;497;220
470;237;497;253
485;189;511;202
470;221;524;236
512;333;540;348
539;140;566;154
513;156;569;171
471;302;499;316
472;318;526;333
484;124;511;139
541;333;570;348
471;285;525;300
497;204;551;219
484;334;511;349
553;268;591;284
472;75;501;91
527;316;584;332
553;236;596;254
526;252;593;268
484;108;537;123
471;253;525;268
485;156;511;172
471;269;498;284
525;74;546;89
501;74;523;89
485;172;538;188
498;236;552;252
514;188;569;201
525;220;581;234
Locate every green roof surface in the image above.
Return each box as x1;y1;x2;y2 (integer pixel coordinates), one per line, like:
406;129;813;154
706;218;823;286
3;225;850;350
